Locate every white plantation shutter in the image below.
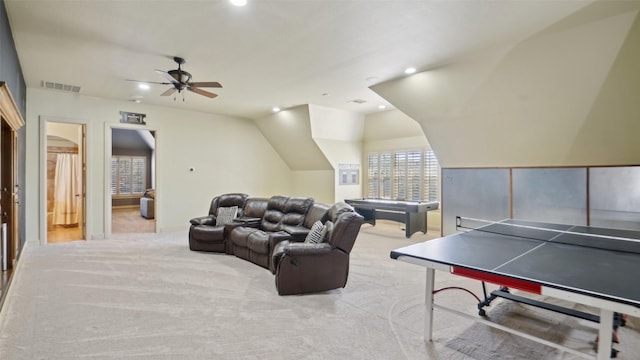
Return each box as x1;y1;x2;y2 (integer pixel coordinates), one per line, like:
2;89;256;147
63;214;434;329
112;156;146;196
118;158;131;194
366;150;439;201
111;158;118;195
393;152;406;200
424;150;439;202
380;153;392;198
367;154;379;198
131;158;146;194
406;151;422;201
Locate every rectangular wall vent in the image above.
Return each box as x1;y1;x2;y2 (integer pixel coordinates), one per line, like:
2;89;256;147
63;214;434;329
42;81;81;93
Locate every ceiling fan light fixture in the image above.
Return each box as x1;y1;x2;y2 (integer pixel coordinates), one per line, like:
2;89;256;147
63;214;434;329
230;0;247;6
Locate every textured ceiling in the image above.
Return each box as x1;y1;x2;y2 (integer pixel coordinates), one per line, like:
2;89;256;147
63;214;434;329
5;0;592;119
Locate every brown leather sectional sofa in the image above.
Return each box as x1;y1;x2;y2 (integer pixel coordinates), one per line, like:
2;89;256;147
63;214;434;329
189;193;364;295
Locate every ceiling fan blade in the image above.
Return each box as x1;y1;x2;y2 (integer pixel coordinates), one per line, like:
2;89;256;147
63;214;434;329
126;79;171;85
160;87;177;96
155;70;179;84
188;81;222;88
188;87;218;99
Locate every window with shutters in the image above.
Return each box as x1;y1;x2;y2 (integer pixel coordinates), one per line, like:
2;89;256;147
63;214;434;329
367;150;439;202
111;156;146;196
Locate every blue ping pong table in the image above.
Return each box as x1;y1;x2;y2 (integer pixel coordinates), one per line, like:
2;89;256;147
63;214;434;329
390;217;640;360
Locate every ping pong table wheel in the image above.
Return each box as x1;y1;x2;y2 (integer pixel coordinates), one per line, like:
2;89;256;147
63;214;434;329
478;308;487;317
619;313;627;327
611;348;619;358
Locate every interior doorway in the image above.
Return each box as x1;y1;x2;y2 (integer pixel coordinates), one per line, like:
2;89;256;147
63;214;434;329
0;118;19;284
46;122;86;243
110;128;156;234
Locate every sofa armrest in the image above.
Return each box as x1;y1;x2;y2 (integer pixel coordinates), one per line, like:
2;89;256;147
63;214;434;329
232;217;262;227
268;231;293;250
190;215;215;226
283;242;332;256
270;241;332;274
280;225;310;242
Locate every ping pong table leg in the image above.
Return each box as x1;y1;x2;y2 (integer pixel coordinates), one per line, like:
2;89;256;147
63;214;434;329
597;308;614;360
424;267;435;342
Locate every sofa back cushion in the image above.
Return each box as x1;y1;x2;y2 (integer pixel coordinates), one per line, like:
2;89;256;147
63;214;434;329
325;203;364;254
303;203;330;229
243;198;269;218
282;197;314;226
261;196;314;232
261;195;290;231
209;193;248;217
323;202;355;223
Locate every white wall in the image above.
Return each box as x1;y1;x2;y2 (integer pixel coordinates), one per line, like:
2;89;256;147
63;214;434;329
363;109;430;153
290;170;334;204
309;104;365;202
26;88;293;241
371;2;640;168
253;105;331;170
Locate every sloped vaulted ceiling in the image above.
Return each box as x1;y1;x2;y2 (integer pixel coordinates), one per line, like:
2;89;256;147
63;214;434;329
371;1;640;168
253;105;331;171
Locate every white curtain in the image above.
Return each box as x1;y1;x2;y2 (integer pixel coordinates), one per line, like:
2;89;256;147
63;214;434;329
52;153;81;225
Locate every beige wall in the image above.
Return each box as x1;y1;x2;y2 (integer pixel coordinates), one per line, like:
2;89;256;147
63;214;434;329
363;109;430;154
253;104;365;204
253;105;331;170
309;105;365;203
290;170;334;205
26;88;294;241
371;2;640;168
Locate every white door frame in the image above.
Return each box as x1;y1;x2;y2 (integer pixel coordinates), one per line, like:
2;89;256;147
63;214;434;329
104;123;159;238
39;116;90;244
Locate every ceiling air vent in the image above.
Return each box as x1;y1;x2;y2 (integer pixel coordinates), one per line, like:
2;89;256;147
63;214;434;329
42;81;81;93
348;99;367;104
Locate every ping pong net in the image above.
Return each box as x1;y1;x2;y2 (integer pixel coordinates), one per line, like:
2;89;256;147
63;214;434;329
456;216;640;255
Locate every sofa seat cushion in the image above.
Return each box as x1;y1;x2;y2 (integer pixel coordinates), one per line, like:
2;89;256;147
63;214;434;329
247;231;270;254
191;225;225;242
229;226;258;248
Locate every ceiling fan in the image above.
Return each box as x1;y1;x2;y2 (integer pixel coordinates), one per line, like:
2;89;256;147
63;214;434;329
131;56;222;99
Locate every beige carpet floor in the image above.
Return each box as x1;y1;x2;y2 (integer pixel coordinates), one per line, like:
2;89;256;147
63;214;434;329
0;221;637;359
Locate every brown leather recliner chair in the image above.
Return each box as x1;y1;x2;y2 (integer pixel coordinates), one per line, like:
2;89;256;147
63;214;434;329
189;193;249;253
272;202;364;295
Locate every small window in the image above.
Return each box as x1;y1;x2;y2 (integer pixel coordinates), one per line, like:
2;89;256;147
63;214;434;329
367;150;439;202
111;156;146;196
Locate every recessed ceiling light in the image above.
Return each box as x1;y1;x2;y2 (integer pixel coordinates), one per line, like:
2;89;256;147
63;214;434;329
133;99;141;103
138;83;150;90
404;67;417;74
230;0;247;6
272;107;281;112
378;105;386;110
